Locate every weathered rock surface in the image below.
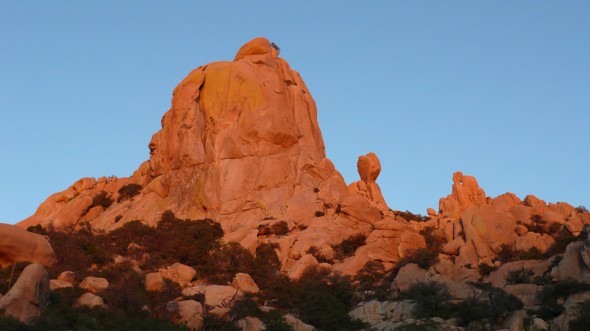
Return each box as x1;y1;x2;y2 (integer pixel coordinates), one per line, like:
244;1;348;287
145;272;167;292
160;263;197;285
0;263;50;324
166;300;203;330
75;292;105;308
348;300;416;326
182;284;242;308
0;223;56;267
57;271;76;284
49;279;73;291
284;314;316;331
79;276;109;294
17;37;426;276
236;316;265;331
231;273;260;293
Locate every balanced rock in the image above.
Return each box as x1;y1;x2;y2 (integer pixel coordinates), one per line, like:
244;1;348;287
0;223;56;267
439;171;487;220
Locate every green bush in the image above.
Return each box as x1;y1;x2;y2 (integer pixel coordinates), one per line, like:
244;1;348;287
332;234;367;260
117;184;143;203
419;226;445;251
393;210;430;222
203;243;256;284
453;282;523;326
570;299;590;331
259;266;365;331
91;191;114;209
545;229;577;257
402;281;452;318
505;268;534;285
355;261;388;300
270;221;290;236
394;319;440;331
478;263;497;277
306;246;333;263
537;280;590;320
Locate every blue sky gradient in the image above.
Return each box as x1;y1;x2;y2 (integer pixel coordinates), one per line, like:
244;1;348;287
1;2;588;224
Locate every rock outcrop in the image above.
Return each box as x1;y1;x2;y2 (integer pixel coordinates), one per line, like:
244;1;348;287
422;171;590;267
17;37;426;276
0;223;56;267
0;263;50;324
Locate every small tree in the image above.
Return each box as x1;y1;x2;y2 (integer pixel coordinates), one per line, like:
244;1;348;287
402;281;452;318
332;234;367;260
117;184;142;202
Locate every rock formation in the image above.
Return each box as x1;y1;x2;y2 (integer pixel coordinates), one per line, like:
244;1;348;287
5;37;590;331
0;263;51;324
0;223;56;268
17;37;426;276
417;171;590;267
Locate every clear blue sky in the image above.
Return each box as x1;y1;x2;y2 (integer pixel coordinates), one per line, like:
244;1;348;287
1;2;589;224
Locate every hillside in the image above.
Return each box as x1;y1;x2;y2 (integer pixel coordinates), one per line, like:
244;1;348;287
1;37;590;331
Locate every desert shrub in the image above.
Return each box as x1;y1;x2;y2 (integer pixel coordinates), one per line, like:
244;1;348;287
402;281;452;318
201;314;240;331
306;246;333;263
394;319;440;331
570;299;590;331
98;261;181;316
261;266;365;330
545;228;577;256
505;268;534;285
259;310;294;331
203;243;256;284
419;226;445;251
314;210;325;217
496;244;544;263
0;262;29;293
270;221;290;235
34;285;188;331
117;183;142;202
251;243;282;288
332;234;367;260
153;214;223;269
46;225;114;278
0;316;29;330
222;294;294;330
478;263;497;277
452;283;523;326
394;210;430;222
26;224;48;235
452;297;489;326
43;211;225;278
525;215;549;234
91;191;113;209
537;280;590;320
355;261;388;299
386;248;439;281
575;205;589;213
408;248;439;269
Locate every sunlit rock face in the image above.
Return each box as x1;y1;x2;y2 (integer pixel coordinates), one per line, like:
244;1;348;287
18;37;425;276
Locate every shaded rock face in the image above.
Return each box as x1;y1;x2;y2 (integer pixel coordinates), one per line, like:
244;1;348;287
17;37;426;276
0;264;50;324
